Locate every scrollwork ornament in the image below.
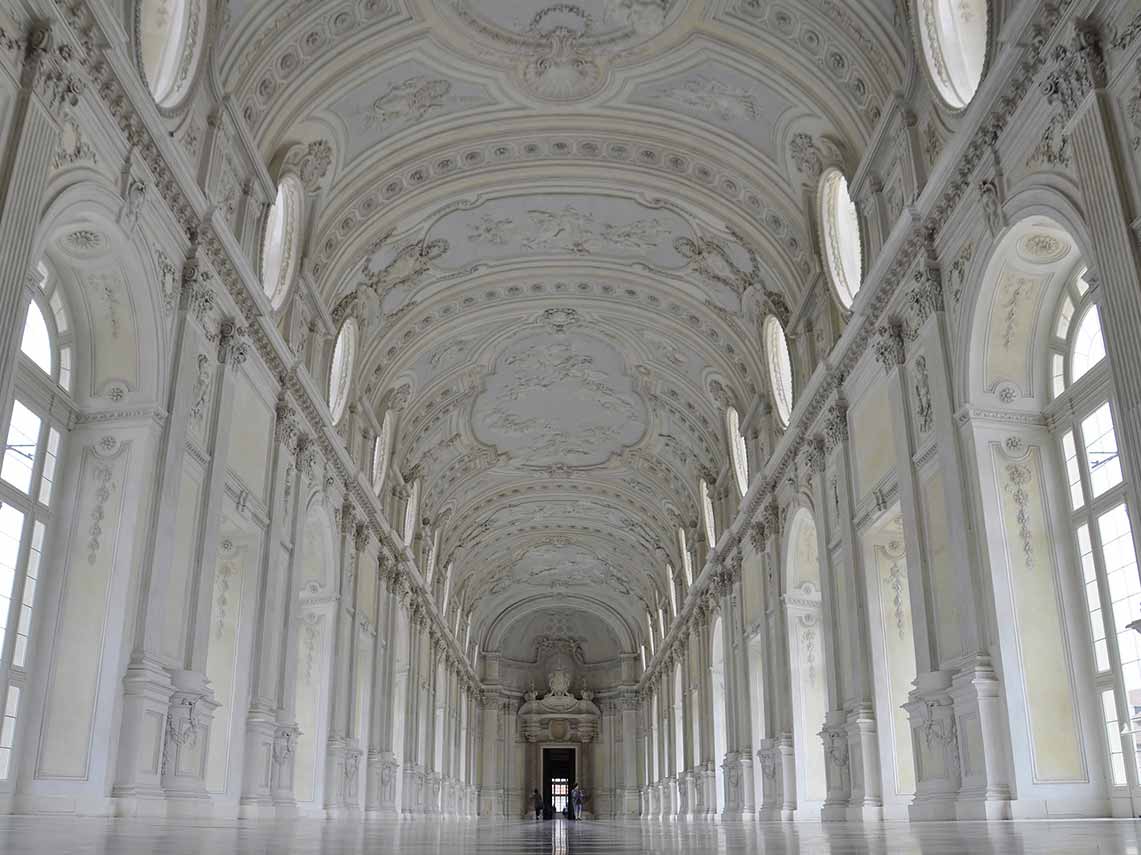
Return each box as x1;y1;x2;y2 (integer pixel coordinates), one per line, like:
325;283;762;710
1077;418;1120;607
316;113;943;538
873;321;906;372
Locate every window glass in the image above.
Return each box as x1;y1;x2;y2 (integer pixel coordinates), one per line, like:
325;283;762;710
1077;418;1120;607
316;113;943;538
13;521;43;668
819;169;862;307
139;0;202;108
2;402;41;495
765;316;794;427
0;504;24;657
918;0;988;109
667;567;677;616
328;319;357;425
1062;431;1084;511
700;479;716;546
0;686;20;779
1102;689;1127;787
403;479;419;546
1051;353;1065;399
1082;403;1122;498
261;176;303;309
1056;295;1074;339
678;528;693;587
1077;523;1108;672
1071;305;1107;384
38;429;60;508
373;411;392;496
20;301;52;378
726;407;749;496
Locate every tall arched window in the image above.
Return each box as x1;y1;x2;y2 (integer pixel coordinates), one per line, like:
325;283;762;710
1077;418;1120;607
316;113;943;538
818;168;863;308
138;0;206;108
1049;270;1138;787
0;273;70;779
403;479;420;547
678;527;693;587
765;316;793;428
918;0;988;110
260;175;304;310
667;566;677;616
372;411;393;496
726;406;749;496
700;478;716;546
328;318;357;425
646;611;656;656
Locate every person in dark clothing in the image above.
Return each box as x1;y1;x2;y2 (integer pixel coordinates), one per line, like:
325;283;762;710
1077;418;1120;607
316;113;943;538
531;789;542;820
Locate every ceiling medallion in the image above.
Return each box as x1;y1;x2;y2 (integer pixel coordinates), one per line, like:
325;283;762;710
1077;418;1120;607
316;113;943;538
1016;232;1069;264
540;307;581;332
60;229;108;257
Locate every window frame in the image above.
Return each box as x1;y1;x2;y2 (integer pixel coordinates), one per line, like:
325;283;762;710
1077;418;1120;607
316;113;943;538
328;318;357;426
817;168;863;309
1047;282;1141;792
726;406;749;496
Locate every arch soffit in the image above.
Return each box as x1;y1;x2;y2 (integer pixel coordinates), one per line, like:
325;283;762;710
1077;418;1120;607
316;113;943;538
33;181;168;408
959;199;1091;412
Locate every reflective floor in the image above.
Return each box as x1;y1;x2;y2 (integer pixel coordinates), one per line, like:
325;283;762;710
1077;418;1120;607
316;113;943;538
0;816;1140;854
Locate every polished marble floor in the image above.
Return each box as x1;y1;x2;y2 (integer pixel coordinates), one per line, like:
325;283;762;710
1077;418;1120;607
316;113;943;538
1;815;1140;854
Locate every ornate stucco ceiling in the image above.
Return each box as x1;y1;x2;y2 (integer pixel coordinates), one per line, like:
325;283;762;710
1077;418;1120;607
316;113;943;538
220;0;909;655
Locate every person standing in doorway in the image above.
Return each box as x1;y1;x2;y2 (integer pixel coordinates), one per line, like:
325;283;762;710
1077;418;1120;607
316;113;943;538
572;783;585;820
531;789;542;820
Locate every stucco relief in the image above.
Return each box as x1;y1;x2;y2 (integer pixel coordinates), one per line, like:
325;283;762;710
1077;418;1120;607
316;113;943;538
983;267;1047;398
471;330;647;467
632;61;793;157
329;62;495;161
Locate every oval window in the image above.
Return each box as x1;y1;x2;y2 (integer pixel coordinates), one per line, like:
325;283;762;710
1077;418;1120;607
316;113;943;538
918;0;988;109
819;168;863;308
261;175;304;310
765;316;794;428
726;406;749;496
138;0;206;108
328;318;357;425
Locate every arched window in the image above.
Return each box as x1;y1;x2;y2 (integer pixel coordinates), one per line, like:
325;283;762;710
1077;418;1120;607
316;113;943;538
666;565;677;616
138;0;205;108
678;527;693;587
442;563;453;615
403;479;420;547
700;478;716;546
0;267;70;779
765;316;793;428
328;318;357;425
372;411;393;496
918;0;988;110
646;611;656;656
260;175;304;310
1045;266;1138;787
818;168;863;308
726;406;749;495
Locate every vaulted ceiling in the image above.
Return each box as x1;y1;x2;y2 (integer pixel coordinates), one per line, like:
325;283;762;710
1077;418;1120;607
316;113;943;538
221;0;909;656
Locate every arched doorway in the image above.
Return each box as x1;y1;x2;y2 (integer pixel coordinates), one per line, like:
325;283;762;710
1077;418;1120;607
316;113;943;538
785;507;827;815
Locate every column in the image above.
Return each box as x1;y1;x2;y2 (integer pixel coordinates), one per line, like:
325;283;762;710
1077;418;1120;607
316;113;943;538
402;606;423;817
725;550;756;819
111;251;222;813
366;557;401;816
322;506;364;817
1061;23;1141;603
268;432;318;814
0;25;81;416
163;322;247;808
822;401;882;822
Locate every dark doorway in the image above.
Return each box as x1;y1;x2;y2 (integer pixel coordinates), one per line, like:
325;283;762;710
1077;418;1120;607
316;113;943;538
543;747;575;816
